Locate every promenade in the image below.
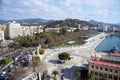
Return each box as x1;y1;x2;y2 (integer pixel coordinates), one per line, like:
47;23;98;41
43;32;107;80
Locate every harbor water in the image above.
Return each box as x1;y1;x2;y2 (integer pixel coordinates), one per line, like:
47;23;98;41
96;34;120;52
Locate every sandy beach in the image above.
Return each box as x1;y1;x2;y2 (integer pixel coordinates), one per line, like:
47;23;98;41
42;32;107;80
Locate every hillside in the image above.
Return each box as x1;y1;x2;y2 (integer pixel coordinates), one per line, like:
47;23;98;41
45;19;94;28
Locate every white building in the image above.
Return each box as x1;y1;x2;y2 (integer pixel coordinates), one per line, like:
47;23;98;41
0;31;4;40
5;21;22;39
67;27;77;32
22;26;44;36
22;26;31;36
45;28;60;33
82;26;89;30
103;25;108;32
78;24;81;30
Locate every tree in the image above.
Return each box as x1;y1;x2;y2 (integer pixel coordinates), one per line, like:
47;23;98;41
0;59;5;66
41;71;48;80
8;42;21;49
101;74;107;80
60;27;67;35
10;66;25;80
88;72;93;80
0;39;3;43
58;52;71;62
46;75;51;80
39;48;45;55
74;69;81;80
52;70;59;80
52;70;59;77
29;60;47;80
74;28;80;32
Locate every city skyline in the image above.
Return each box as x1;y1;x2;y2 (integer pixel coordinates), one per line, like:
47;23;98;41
0;0;120;23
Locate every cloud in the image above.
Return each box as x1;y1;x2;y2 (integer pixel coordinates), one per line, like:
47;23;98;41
60;0;74;7
0;0;120;23
1;0;11;5
84;0;120;9
18;0;65;17
96;9;110;18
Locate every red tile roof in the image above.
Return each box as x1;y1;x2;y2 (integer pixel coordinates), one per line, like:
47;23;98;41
89;60;120;70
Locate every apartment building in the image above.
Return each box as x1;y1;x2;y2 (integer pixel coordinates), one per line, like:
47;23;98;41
5;21;22;39
0;31;4;40
88;53;120;80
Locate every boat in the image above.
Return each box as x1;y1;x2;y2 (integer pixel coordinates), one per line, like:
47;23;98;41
111;46;119;52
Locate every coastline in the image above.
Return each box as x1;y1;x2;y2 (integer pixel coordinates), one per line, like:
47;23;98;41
42;32;107;79
43;32;108;63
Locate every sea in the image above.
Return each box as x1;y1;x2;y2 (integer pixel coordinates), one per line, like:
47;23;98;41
95;33;120;52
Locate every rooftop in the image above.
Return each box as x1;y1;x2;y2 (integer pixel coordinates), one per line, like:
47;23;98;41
102;55;120;62
109;53;120;57
90;60;120;69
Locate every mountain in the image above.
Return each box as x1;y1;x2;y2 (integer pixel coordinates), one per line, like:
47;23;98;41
45;18;94;28
0;20;7;24
117;23;120;26
0;18;48;25
89;20;102;25
89;20;120;27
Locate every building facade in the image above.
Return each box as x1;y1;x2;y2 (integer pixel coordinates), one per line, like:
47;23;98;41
5;21;22;39
0;31;4;40
89;53;120;80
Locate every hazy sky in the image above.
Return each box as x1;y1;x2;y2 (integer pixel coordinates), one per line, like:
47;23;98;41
0;0;120;23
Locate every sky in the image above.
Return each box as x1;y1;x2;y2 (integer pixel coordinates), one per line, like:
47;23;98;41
0;0;120;23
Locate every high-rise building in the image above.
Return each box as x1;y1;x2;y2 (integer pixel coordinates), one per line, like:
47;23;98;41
102;25;109;32
0;31;4;40
78;24;81;30
88;53;120;80
5;21;22;39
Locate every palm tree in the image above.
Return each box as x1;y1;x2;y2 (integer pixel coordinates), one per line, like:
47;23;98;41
52;70;59;80
52;70;59;77
74;69;81;80
46;75;51;80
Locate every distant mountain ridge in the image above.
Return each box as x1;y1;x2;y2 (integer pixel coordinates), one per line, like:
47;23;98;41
0;18;119;27
89;20;120;27
0;18;48;25
45;18;94;28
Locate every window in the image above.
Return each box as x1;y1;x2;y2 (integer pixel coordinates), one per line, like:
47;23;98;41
95;77;98;80
114;76;118;80
108;74;112;79
95;72;98;76
99;73;103;77
110;69;112;72
96;66;98;69
92;65;94;68
100;67;103;70
105;68;108;71
115;70;118;73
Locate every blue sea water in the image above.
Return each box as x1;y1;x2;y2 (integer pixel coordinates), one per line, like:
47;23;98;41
96;34;120;52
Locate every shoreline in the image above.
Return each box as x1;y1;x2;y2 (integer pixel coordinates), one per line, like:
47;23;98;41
43;32;108;62
43;32;107;79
